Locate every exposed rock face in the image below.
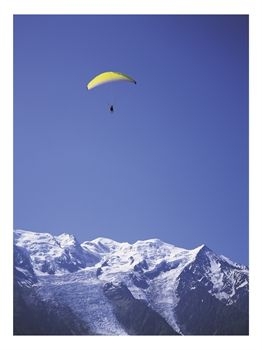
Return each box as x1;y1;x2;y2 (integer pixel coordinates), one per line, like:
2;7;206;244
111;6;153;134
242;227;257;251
103;282;178;335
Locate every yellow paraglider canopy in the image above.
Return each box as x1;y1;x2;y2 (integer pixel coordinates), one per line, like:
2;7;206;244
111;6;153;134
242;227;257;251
87;71;136;90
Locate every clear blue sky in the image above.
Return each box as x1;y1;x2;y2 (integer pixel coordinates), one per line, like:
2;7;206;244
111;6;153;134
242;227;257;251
14;15;248;265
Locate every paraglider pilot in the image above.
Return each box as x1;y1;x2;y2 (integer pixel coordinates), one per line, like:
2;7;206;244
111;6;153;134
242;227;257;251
86;72;136;114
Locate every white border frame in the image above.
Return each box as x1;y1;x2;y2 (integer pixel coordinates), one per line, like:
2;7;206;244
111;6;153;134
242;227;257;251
1;1;261;349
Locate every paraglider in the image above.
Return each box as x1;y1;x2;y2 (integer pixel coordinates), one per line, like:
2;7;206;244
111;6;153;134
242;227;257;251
87;71;136;112
87;71;136;90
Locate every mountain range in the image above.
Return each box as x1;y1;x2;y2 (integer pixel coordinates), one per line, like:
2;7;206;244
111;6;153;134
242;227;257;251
14;229;249;335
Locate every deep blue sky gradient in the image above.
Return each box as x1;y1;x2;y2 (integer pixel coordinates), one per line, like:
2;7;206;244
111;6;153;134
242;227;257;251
14;15;248;265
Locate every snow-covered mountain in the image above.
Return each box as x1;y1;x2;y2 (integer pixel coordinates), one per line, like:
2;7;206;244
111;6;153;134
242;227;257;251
13;230;249;335
14;230;99;274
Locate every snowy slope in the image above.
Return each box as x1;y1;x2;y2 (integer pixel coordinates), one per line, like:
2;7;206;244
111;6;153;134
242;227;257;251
14;230;99;274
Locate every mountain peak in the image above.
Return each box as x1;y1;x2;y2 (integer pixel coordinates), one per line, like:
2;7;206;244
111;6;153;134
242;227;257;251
191;243;213;256
91;237;120;245
134;238;164;246
82;237;123;254
55;233;78;248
